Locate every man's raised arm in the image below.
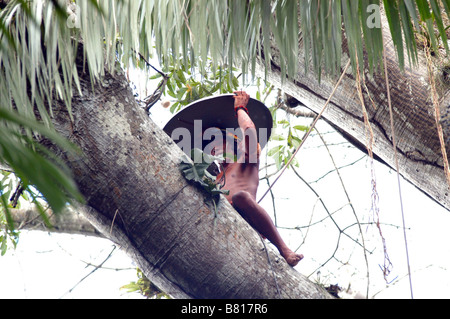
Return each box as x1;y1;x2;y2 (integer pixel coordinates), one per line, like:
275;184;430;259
233;91;259;163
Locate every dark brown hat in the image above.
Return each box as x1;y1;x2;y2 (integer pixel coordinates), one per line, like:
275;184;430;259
163;94;273;154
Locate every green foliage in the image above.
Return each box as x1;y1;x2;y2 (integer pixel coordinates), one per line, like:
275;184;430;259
0;177;19;256
266;117;309;170
122;0;450;80
153;56;240;114
254;77;275;104
179;148;229;221
120;269;169;299
0;0;85;243
0;108;82;209
9;0;445;92
0;107;84;249
2;0;449;132
0;169;59;255
179;148;229;197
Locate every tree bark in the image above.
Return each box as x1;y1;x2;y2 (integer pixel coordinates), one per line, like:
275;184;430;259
47;63;331;299
260;20;450;211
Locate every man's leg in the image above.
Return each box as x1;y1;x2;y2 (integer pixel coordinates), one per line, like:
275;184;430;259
232;191;303;266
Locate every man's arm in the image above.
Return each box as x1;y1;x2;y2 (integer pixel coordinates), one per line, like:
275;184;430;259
233;91;259;162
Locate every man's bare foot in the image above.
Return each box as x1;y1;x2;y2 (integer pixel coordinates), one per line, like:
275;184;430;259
282;250;304;267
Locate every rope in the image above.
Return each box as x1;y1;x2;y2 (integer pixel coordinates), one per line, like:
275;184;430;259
257;59;351;204
382;33;413;299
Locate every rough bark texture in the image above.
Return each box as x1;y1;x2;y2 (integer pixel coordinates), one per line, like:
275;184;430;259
48;64;331;299
260;21;450;211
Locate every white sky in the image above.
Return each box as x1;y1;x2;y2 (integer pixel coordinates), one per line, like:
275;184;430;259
0;231;142;299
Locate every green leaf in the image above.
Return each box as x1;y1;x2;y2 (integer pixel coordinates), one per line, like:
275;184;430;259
398;1;418;67
270;134;285;141
267;145;283;157
179;148;221;184
0;182;14;236
430;0;449;52
277;119;290;128
149;73;162;80
290;135;302;149
0;108;78;153
274;151;283;170
120;282;141;293
0;109;83;217
293;125;309;132
170;102;180;114
1;236;7;256
415;0;439;53
383;0;405;70
179;148;228;216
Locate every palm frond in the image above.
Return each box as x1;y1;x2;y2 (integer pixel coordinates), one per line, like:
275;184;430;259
0;0;84;221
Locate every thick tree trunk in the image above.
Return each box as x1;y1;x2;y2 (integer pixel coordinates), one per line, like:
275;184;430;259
47;64;331;299
260;21;450;211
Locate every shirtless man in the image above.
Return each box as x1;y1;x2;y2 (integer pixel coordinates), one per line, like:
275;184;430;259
208;91;303;267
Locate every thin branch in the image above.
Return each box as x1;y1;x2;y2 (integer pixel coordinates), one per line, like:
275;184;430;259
292;197;319;252
290;166;372;252
278;104;317;118
309;155;366;184
10;207;101;237
316;126;370;298
59;245;117;299
264;178;278;226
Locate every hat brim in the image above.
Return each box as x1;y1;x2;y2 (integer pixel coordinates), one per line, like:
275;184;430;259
163;94;272;154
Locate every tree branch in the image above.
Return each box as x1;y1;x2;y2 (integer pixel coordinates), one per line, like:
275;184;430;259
10;206;102;237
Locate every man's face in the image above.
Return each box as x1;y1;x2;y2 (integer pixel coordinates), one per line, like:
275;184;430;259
203;128;240;162
210;138;234;157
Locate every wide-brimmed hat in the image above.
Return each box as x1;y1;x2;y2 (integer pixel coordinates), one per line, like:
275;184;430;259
163;94;273;154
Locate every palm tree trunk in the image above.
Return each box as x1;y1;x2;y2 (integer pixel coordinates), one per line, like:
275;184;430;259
48;62;332;299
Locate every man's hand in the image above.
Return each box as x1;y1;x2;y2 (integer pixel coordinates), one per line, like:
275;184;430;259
233;91;250;116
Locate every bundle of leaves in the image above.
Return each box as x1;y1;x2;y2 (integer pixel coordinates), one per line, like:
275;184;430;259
179;148;229;196
179;149;229;220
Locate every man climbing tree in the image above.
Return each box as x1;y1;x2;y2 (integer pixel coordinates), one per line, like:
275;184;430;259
210;91;304;266
164;90;304;266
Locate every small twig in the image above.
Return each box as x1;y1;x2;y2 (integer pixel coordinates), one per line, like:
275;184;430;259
132;49;169;113
9;182;24;208
110;209;119;235
264;178;278;226
291;166;372;252
292;197;318;252
133;49;166;78
59;245;117;298
309;155;366;184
